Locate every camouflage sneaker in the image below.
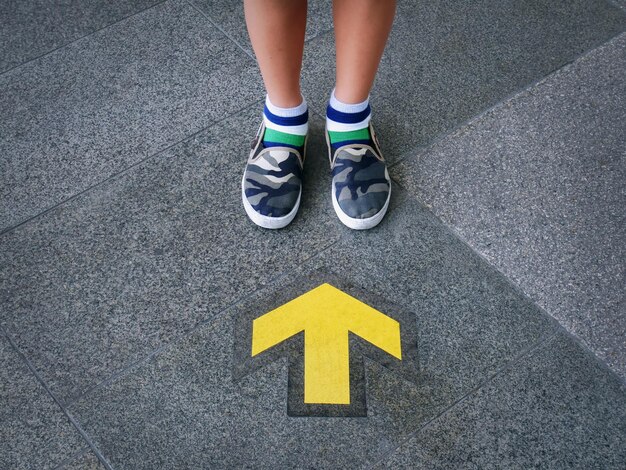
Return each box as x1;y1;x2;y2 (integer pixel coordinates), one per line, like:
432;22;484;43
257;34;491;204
325;122;391;230
242;122;306;229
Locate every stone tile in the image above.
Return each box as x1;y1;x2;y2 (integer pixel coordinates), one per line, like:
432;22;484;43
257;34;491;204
0;333;83;470
0;108;341;405
611;0;626;11
190;0;333;55
394;33;626;379
0;0;263;232
0;0;160;73
67;195;558;468
308;194;559;418
376;333;626;469
300;0;626;163
61;450;106;470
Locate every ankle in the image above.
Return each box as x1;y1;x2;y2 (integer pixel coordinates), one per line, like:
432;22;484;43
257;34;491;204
266;91;305;109
332;85;370;106
326;89;373;153
262;95;309;152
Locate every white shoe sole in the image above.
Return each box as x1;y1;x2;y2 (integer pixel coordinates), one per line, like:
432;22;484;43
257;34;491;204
331;184;391;230
241;175;301;229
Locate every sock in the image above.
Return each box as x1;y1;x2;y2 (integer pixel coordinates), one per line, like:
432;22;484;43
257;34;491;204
326;88;373;154
262;95;308;155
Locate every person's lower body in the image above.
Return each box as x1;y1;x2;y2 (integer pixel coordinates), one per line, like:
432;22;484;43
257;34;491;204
241;0;396;229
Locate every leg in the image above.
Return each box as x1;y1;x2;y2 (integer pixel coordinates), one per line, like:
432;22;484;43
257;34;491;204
333;0;396;103
244;0;307;107
326;0;396;230
242;1;309;229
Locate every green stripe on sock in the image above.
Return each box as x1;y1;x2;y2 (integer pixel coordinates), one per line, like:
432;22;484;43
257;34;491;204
263;128;305;147
328;128;371;144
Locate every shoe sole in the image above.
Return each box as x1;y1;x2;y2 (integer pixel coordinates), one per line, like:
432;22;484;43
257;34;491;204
331;183;391;230
241;174;301;229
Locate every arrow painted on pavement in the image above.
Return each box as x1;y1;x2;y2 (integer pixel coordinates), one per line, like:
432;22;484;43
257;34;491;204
251;283;402;405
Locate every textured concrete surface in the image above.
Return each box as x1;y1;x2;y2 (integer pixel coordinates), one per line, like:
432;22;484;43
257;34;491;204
300;0;626;163
395;33;626;380
0;0;263;233
68;196;559;468
0;332;83;469
376;333;626;469
1;0;625;468
0;110;341;405
62;450;106;470
611;0;626;11
190;0;333;54
0;0;160;73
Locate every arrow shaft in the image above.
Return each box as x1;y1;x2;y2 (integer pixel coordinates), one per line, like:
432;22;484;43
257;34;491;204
304;329;350;404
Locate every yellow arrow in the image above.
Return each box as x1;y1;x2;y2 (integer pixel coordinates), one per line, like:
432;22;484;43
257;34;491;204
251;283;401;404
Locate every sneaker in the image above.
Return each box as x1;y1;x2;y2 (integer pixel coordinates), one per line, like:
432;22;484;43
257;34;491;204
325;122;391;230
242;122;306;229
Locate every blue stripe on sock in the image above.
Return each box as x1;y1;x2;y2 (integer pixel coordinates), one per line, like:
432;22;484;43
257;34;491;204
263;105;309;126
263;140;304;151
326;104;371;124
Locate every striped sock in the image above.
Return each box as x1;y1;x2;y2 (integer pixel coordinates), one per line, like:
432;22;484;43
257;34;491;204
326;89;372;154
262;95;308;155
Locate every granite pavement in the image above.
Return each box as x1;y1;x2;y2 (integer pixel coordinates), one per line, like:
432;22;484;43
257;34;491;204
1;0;625;468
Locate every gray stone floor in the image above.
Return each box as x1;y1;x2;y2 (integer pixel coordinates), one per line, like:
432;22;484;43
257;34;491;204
394;33;626;380
1;1;624;469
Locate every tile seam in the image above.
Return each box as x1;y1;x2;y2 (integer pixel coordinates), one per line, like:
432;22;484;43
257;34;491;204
52;447;92;470
388;29;626;171
0;325;115;470
433;210;626;385
366;329;561;469
63;237;343;408
0;0;169;79
402;188;626;386
606;0;626;12
0;98;264;238
185;0;256;62
305;28;335;44
385;31;626;384
186;0;334;60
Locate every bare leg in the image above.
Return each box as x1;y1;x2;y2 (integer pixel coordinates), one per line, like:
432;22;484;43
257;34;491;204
244;0;307;107
332;0;396;103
